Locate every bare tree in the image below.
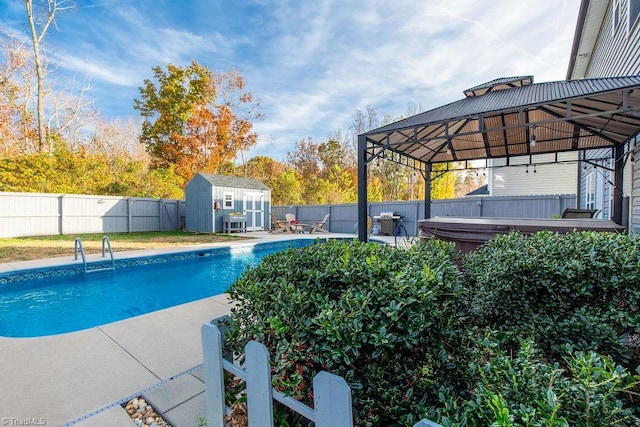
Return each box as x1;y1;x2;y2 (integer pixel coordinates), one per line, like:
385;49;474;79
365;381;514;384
350;104;378;154
47;76;97;147
24;0;75;151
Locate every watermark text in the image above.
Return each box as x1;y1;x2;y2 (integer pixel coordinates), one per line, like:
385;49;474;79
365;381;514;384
1;418;46;426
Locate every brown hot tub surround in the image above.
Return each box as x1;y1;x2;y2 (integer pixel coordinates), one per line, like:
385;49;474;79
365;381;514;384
417;216;626;254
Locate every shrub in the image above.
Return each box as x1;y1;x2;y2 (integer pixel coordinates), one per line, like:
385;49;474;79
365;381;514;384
435;337;640;426
462;231;640;367
225;239;463;426
223;232;640;425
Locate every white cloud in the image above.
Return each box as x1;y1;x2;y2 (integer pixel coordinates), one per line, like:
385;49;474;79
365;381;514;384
0;0;582;162
241;0;581;161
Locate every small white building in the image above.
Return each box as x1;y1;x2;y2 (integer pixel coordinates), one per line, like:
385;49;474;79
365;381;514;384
185;173;270;233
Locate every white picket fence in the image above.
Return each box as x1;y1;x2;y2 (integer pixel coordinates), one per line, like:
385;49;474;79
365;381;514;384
201;322;442;427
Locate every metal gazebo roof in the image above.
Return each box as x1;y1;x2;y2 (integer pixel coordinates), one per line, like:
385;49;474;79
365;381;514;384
361;75;640;165
356;75;640;241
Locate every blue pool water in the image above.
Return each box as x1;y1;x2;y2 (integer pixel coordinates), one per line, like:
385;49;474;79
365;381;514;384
0;239;317;338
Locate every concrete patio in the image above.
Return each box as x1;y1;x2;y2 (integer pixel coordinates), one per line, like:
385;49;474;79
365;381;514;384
0;232;393;426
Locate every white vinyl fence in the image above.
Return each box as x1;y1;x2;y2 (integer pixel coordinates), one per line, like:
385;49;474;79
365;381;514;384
0;192;184;238
201;321;442;427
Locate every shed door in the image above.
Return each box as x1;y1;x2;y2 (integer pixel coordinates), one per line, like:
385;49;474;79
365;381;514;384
243;192;264;231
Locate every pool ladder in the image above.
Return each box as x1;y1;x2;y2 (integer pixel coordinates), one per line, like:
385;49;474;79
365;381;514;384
74;236;115;273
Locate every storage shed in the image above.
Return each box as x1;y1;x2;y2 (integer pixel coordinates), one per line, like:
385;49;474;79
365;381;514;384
185;173;270;233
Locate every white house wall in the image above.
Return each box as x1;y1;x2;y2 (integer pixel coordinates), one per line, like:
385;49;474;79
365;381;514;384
570;0;640;230
489;153;578;197
583;0;640;78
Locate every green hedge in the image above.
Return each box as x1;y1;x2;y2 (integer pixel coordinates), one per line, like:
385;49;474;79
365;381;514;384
225;233;640;426
463;231;640;366
226;239;464;426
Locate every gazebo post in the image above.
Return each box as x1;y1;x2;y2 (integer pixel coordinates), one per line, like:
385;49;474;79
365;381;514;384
424;163;432;219
613;143;624;226
357;134;368;242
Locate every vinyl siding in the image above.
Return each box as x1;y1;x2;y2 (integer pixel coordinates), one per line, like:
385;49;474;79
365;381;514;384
575;0;640;228
185;173;271;233
586;0;640;78
633;145;640;234
579;148;613;219
489;153;578;197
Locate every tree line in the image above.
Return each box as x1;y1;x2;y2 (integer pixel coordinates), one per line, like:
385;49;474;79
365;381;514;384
0;1;484;205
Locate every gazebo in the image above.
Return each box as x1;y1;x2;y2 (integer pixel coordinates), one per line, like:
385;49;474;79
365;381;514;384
356;75;640;241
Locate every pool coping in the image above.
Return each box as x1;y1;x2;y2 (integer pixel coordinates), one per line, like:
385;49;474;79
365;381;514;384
0;237;320;286
0;232;383;426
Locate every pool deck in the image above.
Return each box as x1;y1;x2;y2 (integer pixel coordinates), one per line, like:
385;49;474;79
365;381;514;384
0;232;392;426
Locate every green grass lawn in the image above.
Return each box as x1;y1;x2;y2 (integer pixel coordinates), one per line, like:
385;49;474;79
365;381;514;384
0;231;252;263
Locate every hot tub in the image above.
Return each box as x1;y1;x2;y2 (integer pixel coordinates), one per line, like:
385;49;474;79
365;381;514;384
417;216;626;254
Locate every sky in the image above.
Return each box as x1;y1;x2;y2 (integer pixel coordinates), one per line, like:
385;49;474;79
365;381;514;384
0;0;582;162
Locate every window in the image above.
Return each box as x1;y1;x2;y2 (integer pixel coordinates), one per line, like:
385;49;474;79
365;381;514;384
630;0;640;31
223;192;234;210
613;0;622;35
585;172;596;210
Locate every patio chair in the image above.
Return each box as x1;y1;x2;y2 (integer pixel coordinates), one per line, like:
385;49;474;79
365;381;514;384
309;213;330;233
269;212;288;233
285;213;307;233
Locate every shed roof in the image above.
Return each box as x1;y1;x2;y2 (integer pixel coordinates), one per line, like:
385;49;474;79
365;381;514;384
197;173;269;191
362;75;640;165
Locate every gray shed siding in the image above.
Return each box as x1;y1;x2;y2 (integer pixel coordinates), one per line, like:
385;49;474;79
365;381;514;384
185;174;214;233
185;173;271;233
214;185;271;231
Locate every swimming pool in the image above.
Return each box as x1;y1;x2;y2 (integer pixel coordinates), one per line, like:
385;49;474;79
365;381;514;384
0;239;318;338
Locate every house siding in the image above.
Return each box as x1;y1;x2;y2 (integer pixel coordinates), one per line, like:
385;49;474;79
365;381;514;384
633;145;640;234
579;148;613;219
572;0;640;229
490;153;578;197
586;0;640;78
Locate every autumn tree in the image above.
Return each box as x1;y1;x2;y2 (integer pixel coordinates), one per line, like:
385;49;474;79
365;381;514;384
270;169;303;205
134;62;259;182
215;69;262;172
243;156;286;183
285;137;321;177
0;33;37;154
0;139;183;198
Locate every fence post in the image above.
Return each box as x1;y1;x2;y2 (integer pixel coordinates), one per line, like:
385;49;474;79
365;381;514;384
201;323;227;427
313;371;353;427
59;195;64;235
246;341;274;426
127;198;133;233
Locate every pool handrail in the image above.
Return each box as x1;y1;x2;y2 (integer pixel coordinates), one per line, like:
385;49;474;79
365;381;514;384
101;235;115;271
73;236;115;273
74;237;89;273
